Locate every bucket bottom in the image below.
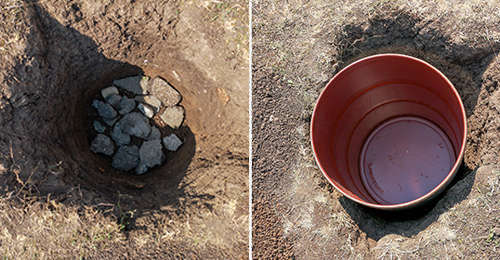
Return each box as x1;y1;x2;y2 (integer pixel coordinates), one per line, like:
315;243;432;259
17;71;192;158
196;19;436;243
360;116;456;205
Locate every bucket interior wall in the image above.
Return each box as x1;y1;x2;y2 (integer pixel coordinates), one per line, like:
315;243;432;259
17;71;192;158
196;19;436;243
312;55;465;204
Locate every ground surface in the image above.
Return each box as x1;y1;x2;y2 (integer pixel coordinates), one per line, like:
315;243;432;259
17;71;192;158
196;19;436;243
252;0;499;259
0;0;248;259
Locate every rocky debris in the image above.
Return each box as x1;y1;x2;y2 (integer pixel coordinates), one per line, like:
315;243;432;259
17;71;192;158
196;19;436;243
112;145;140;171
90;75;185;175
147;127;161;140
92;100;117;119
160;106;185;129
117;97;136;115
149;77;181;106
105;94;122;108
116;112;151;139
101;86;119;99
111;123;131;145
93;120;106;133
113;75;149;95
135;95;162;112
163;134;183;151
90;134;115;156
139;140;165;169
138;103;155;118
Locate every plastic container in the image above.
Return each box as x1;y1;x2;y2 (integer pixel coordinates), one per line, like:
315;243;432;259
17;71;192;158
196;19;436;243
311;54;467;210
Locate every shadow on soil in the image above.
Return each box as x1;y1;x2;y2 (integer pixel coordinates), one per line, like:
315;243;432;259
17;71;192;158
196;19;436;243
0;3;213;232
333;11;498;241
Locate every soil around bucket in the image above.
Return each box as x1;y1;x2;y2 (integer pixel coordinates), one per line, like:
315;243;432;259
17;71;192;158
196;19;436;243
360;116;456;205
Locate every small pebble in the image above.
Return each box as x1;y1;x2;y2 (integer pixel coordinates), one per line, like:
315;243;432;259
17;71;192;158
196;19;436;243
163;134;183;151
138;103;155;118
149;77;181;106
111;123;131;145
135;163;148;175
92;99;118;119
117;112;151;139
93;120;106;133
101;86;119;99
112;145;140;171
118;97;136;115
135;95;162;112
160;106;185;129
103;116;118;127
90;134;115;156
139;140;165;168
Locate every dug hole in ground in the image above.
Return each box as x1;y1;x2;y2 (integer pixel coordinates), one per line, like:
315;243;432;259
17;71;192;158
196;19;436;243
253;1;499;259
0;0;248;258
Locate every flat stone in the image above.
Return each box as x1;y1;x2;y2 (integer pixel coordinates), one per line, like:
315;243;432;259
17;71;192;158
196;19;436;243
105;94;122;108
112;145;139;171
116;112;151;139
103;116;119;127
138;103;155;118
135;163;148;175
92;99;118;119
101;86;119;99
93;120;106;133
111;123;131;145
139;139;165;168
149;77;181;106
147;126;161;140
113;75;149;95
135;95;162;112
117;97;136;115
160;106;184;129
90;134;115;156
163;134;183;151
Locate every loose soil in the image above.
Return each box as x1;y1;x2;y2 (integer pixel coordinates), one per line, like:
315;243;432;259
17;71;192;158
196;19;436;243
0;0;248;259
253;1;499;259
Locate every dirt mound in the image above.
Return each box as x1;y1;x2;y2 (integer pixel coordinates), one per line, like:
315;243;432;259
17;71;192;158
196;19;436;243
0;0;248;258
253;1;499;259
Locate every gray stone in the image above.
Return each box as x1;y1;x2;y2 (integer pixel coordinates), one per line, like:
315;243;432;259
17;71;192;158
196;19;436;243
149;77;181;106
135;163;148;175
160;106;185;129
116;112;151;139
105;94;122;108
90;134;115;156
163;134;183;151
92;99;118;119
111;123;131;145
117;97;136;115
103;116;119;127
139;139;165;168
113;76;149;95
138;103;155;118
93;120;106;133
135;95;162;112
112;145;140;171
147;126;161;140
101;86;119;99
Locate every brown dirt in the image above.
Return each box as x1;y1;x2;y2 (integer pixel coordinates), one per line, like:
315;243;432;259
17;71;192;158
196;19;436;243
252;0;499;259
0;0;248;258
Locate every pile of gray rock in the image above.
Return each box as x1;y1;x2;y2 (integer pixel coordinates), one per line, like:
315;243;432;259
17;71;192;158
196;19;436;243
90;75;185;175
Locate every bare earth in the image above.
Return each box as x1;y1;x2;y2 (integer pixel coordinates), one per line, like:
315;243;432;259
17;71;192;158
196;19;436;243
252;0;499;259
0;0;248;259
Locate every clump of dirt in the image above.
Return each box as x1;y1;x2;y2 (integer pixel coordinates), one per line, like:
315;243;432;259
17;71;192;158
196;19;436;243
0;0;248;258
253;0;499;259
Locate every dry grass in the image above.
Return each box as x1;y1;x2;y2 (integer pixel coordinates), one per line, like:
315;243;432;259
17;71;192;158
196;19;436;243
0;197;125;258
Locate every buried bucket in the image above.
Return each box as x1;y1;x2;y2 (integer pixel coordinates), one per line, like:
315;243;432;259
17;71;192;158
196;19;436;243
311;54;467;210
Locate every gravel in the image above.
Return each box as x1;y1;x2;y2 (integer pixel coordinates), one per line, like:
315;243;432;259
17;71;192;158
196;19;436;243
160;106;185;129
138;103;155;118
163;134;183;151
139;139;165;168
112;145;140;171
90;134;115;156
105;94;122;108
113;75;149;95
101;86;119;99
135;95;162;112
149;77;181;106
92;99;118;119
111;124;131;145
117;97;136;115
147;126;161;140
93;120;106;133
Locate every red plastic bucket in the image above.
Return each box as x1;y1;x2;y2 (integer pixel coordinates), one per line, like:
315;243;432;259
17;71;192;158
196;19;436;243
311;54;467;210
